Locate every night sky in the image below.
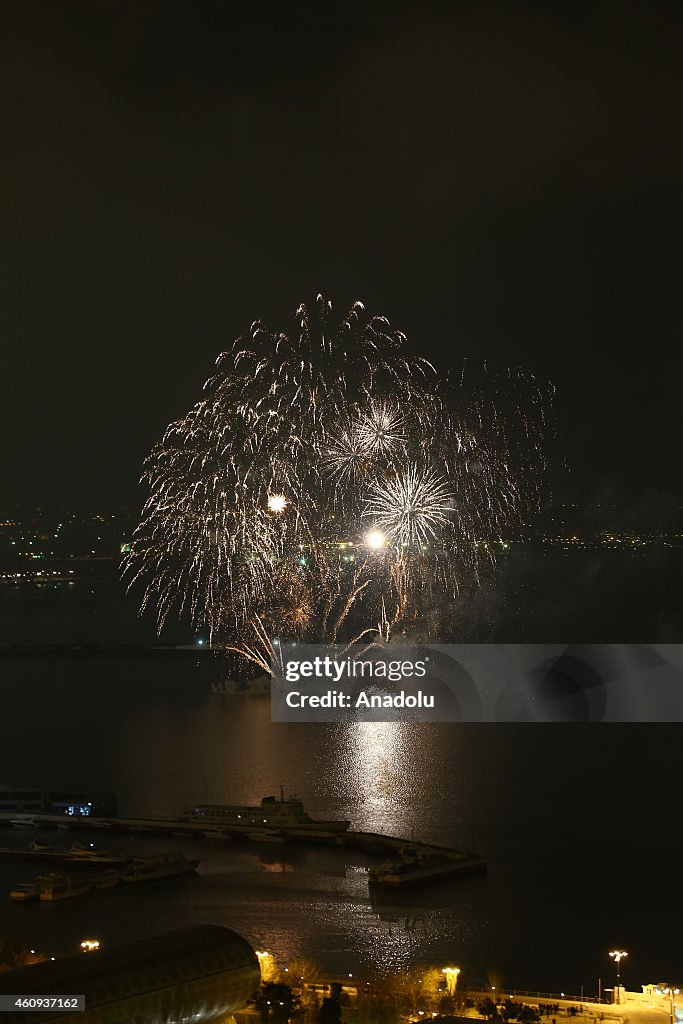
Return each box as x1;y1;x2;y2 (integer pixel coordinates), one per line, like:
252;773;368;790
2;1;682;509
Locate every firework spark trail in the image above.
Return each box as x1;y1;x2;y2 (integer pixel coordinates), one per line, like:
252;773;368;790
363;467;456;548
123;295;553;666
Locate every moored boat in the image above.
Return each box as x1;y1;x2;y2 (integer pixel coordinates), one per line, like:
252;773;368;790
187;789;350;834
0;845;64;864
65;842;123;866
10;816;39;830
36;873;92;901
120;851;199;883
9;881;40;902
369;847;487;887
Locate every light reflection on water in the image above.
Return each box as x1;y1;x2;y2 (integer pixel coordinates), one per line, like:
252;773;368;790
1;657;681;989
335;721;415;833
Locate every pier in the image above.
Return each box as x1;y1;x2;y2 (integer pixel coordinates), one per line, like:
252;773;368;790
0;812;482;863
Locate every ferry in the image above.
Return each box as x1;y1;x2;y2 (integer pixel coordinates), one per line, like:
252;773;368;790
187;790;350;834
9;881;40;902
120;852;199;883
37;873;92;901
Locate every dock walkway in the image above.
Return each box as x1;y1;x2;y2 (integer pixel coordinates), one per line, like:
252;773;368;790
0;813;480;862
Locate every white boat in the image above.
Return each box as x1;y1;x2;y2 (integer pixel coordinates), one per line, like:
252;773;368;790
10;816;39;830
37;873;92;901
9;881;40;902
65;843;122;865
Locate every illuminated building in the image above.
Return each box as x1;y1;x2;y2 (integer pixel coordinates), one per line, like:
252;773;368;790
0;925;260;1024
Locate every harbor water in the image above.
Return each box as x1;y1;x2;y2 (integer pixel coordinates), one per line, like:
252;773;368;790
0;653;680;993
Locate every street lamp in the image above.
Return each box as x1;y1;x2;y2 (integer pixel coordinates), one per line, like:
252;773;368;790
255;950;276;982
609;951;627;1004
442;967;461;998
657;986;680;1024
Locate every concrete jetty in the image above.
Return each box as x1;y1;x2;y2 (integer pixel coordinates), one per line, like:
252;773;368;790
0;813;482;864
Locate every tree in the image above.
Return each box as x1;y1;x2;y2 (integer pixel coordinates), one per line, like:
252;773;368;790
355;986;399;1024
0;941;46;972
252;983;303;1024
479;997;499;1020
518;1007;540;1024
318;984;343;1024
288;958;323;989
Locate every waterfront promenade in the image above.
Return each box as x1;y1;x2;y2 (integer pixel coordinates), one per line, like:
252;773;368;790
463;992;671;1024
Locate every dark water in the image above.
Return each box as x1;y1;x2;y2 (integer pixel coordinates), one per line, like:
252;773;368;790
1;546;682;648
0;655;681;994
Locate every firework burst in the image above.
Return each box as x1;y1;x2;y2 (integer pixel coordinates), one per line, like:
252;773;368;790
355;400;406;456
123;295;553;666
363;467;455;548
321;424;373;485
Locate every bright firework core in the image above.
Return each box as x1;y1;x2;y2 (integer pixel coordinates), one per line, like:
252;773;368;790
267;494;288;513
124;295;553;669
364;529;387;551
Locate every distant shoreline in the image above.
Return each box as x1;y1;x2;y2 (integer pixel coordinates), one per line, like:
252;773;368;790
0;643;218;658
